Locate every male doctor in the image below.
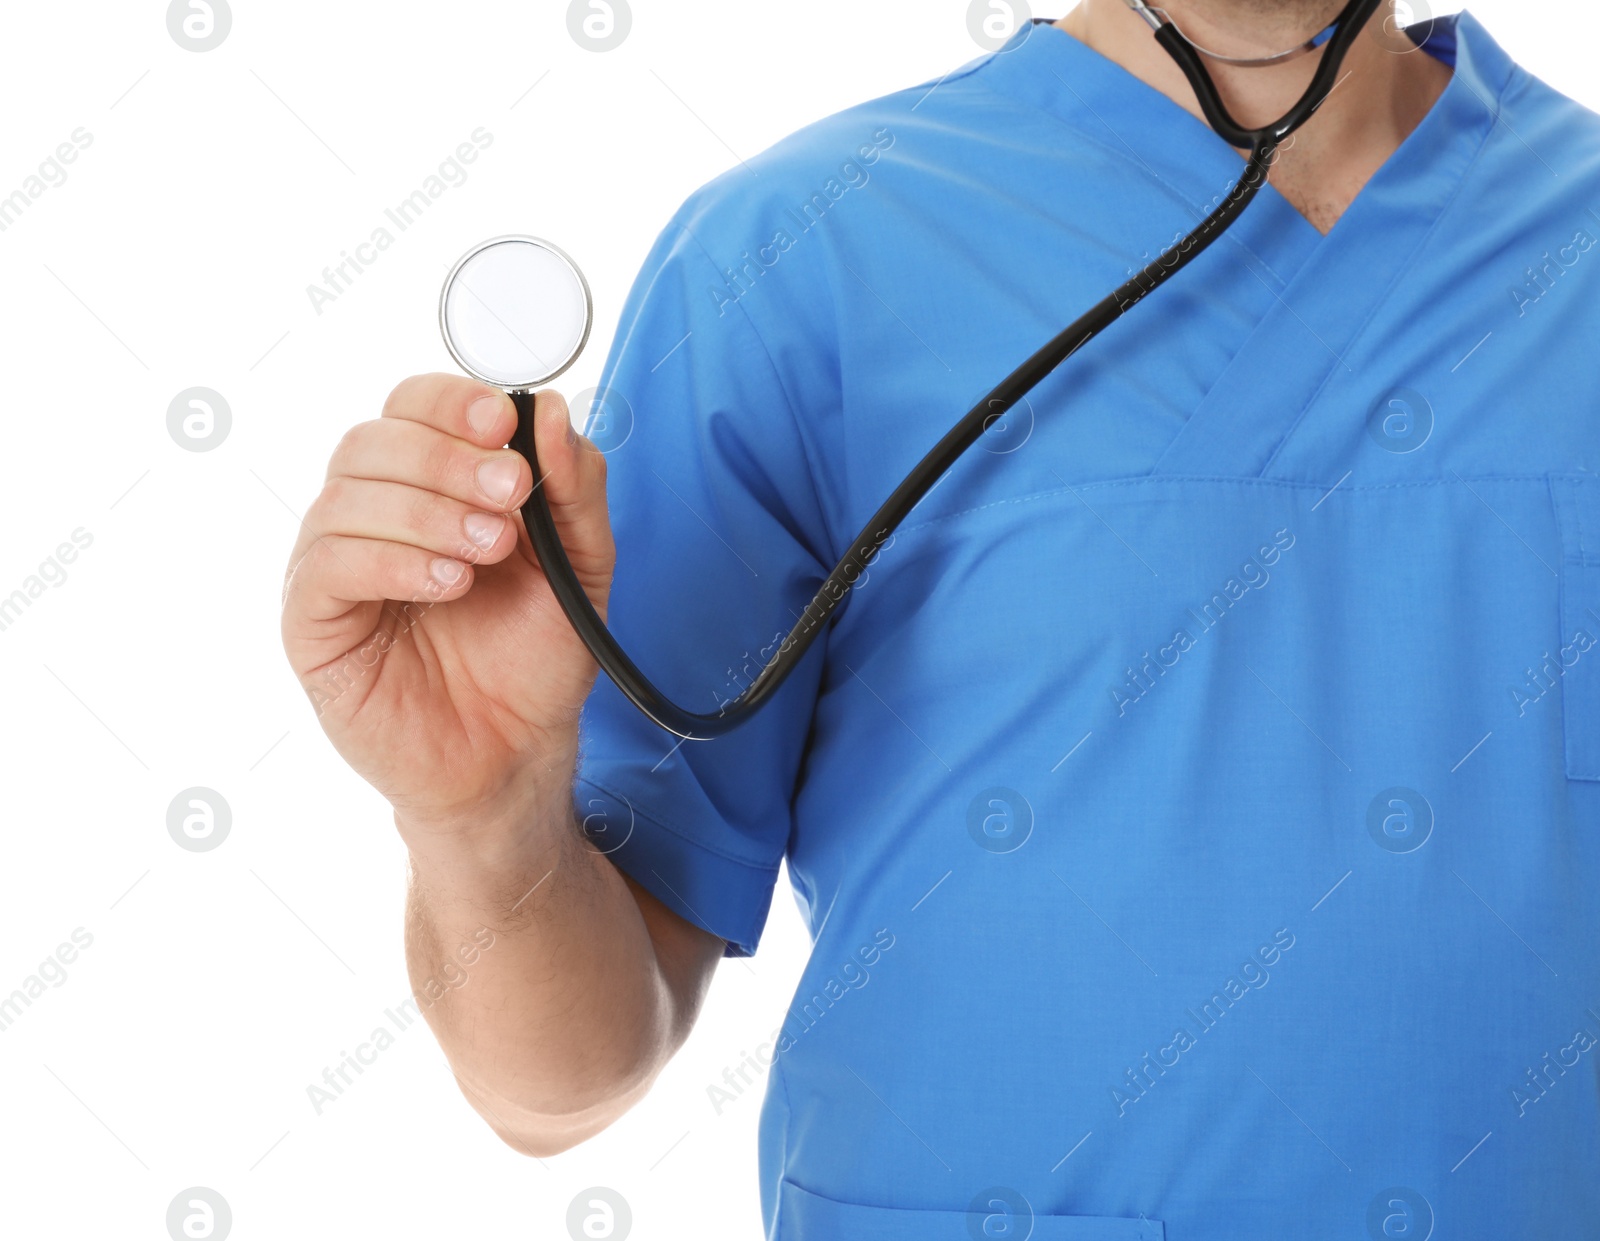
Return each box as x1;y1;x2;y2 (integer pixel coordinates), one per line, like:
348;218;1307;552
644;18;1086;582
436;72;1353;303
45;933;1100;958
282;2;1600;1235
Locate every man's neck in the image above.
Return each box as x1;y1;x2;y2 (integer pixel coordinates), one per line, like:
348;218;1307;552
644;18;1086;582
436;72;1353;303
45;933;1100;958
1053;1;1452;233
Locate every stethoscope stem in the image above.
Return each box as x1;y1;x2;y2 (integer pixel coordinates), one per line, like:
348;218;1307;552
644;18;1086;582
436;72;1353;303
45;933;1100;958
515;0;1382;741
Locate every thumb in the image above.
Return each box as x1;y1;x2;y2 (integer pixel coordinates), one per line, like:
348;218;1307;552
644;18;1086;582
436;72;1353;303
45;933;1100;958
523;388;615;609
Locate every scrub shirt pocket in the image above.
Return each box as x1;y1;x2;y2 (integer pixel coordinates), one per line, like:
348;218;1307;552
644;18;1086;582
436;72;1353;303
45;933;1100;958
1550;474;1600;780
777;1179;1165;1239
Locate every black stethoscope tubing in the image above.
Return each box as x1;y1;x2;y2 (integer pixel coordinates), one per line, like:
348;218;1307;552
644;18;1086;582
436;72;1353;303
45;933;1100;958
513;0;1384;740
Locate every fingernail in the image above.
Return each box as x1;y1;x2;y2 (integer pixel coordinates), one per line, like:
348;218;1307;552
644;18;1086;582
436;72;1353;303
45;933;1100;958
430;557;465;586
566;417;577;446
468;394;504;439
464;512;505;550
476;456;520;504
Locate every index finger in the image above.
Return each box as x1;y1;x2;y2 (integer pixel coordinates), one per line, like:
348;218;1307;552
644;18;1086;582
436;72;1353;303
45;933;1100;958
381;373;516;449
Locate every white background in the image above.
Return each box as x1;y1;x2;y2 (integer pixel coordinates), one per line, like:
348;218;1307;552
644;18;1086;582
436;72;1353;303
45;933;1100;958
0;1;1587;1238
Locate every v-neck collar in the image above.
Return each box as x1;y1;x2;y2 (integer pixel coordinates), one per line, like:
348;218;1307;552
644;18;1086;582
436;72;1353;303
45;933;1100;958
974;14;1325;288
973;10;1517;479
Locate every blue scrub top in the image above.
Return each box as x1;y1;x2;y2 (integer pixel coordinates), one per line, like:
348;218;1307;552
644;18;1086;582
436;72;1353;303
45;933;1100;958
575;12;1600;1238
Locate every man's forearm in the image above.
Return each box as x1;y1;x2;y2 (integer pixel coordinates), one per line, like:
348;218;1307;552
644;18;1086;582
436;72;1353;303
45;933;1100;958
400;783;679;1155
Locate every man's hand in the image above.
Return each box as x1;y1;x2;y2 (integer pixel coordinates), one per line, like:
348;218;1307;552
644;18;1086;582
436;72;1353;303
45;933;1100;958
281;374;612;852
279;374;724;1154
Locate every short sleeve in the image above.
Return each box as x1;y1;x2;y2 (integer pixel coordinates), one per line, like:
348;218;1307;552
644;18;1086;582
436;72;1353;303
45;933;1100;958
573;211;835;957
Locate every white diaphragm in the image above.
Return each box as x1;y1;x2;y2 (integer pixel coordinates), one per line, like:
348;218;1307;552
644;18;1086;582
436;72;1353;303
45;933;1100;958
439;235;592;391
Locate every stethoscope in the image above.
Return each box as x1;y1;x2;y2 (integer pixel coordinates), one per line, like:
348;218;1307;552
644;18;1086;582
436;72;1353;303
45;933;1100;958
437;0;1383;740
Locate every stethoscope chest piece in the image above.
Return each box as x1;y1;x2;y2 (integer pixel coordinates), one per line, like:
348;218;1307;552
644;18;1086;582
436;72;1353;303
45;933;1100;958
439;235;593;392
